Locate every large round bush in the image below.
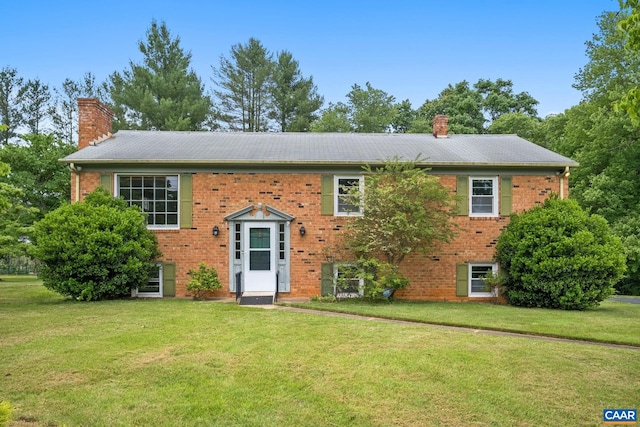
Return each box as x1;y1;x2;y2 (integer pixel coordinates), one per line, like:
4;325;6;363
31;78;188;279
495;197;625;310
30;187;161;300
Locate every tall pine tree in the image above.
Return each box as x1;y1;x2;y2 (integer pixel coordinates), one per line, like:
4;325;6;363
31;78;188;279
107;20;212;131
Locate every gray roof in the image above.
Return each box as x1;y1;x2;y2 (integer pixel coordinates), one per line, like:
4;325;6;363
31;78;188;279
63;130;578;168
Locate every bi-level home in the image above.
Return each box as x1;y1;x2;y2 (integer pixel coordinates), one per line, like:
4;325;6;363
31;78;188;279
62;98;578;303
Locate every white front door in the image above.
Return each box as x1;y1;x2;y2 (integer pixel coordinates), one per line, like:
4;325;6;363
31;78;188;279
243;222;277;292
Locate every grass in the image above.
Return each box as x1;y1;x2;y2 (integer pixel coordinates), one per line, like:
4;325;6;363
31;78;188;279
287;297;640;346
0;275;639;426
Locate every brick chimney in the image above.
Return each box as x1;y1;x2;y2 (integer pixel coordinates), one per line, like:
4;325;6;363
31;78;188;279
77;98;113;150
432;114;448;138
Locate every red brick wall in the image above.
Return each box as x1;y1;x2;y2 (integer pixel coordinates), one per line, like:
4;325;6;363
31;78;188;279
73;171;563;300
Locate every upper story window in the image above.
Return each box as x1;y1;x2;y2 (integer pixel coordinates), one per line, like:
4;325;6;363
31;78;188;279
470;177;498;217
117;175;179;228
334;175;363;216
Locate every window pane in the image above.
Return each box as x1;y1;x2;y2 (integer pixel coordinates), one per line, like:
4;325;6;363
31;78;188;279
472;180;493;196
250;251;270;270
250;228;270;249
471;266;493;293
471;196;494;214
131;177;143;187
166;214;178;225
166;176;178;190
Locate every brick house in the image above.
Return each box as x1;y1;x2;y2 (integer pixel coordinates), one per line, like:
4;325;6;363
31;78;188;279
62;98;578;302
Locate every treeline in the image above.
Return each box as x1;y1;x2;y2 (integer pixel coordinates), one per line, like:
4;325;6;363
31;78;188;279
2;5;640;293
1;20;541;139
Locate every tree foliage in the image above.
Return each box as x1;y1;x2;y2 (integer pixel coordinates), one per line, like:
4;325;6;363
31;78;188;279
310;102;351;132
18;78;51;134
0;67;23;145
51;72;106;142
617;0;640;123
269;51;323;131
495;197;625;310
213;38;274;131
30;187;161;301
415;81;485;134
344;157;456;268
107;20;212;131
0;133;75;213
474;78;538;121
346;82;396;133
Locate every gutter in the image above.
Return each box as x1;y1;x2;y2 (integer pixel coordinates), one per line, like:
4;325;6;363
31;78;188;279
60;158;581;168
559;166;570;199
69;162;81;202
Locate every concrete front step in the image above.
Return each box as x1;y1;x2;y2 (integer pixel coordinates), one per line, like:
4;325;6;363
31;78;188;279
239;291;275;305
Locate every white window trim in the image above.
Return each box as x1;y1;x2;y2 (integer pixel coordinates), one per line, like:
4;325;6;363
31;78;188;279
334;175;364;216
115;173;180;230
133;262;163;298
469;263;498;298
333;263;364;298
469;176;498;217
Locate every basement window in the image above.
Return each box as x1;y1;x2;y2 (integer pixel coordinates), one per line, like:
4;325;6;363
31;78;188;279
469;263;497;297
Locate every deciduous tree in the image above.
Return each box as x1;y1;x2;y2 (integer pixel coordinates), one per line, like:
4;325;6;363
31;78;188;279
344;157;456;271
346;82;396;133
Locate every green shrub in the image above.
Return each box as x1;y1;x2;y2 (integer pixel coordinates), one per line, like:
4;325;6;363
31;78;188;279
495;196;626;310
0;401;13;427
186;262;221;299
30;187;161;301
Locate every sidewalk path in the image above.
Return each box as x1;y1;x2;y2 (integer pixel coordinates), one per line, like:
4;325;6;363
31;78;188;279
268;305;640;351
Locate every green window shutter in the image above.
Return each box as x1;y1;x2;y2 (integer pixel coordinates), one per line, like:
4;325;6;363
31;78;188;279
456;263;469;297
320;262;335;296
162;262;176;297
500;176;512;216
456;176;469;216
320;175;334;216
100;174;113;195
180;174;193;229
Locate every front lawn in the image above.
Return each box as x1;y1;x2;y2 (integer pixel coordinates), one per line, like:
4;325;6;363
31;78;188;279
289;298;640;346
1;276;638;426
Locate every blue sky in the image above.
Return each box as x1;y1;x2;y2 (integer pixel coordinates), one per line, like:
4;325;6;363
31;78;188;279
2;0;618;117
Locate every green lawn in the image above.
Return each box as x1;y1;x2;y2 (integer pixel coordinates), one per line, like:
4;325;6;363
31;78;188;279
287;298;640;346
1;276;639;426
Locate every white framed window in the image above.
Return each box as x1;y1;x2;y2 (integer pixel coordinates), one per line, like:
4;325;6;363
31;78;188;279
334;263;364;298
133;263;163;298
117;175;179;228
334;175;363;216
470;177;498;217
469;263;497;297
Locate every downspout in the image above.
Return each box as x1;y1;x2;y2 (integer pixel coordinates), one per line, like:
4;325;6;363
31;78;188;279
559;166;570;199
69;163;80;203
